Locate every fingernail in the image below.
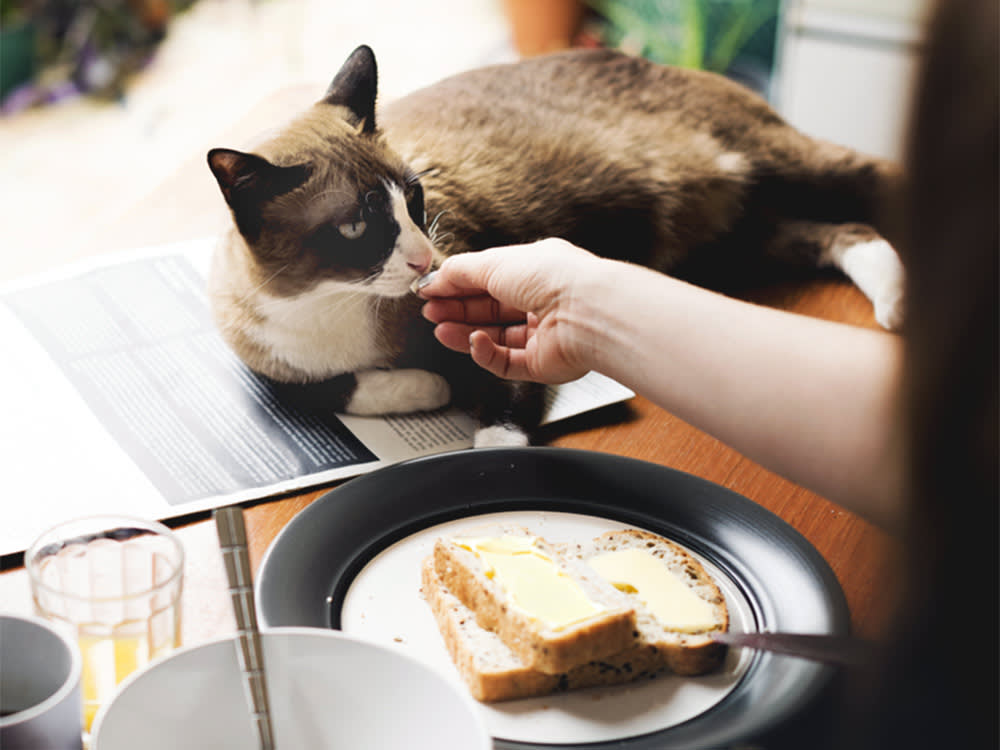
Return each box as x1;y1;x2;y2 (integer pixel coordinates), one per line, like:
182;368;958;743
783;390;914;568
412;270;438;295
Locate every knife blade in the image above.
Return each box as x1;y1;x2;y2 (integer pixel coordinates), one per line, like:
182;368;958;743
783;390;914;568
711;631;878;667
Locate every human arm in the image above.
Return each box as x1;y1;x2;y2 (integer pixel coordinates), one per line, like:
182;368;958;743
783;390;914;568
419;238;905;529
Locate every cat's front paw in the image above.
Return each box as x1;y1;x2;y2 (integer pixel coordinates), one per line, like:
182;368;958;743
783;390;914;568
347;369;451;414
406;370;452;411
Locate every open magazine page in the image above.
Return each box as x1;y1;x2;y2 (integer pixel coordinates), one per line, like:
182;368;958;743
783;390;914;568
0;238;633;556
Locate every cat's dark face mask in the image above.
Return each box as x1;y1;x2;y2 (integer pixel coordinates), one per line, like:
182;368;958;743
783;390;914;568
206;45;439;296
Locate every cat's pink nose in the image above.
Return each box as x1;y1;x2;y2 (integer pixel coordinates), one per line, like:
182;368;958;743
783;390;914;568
407;256;432;274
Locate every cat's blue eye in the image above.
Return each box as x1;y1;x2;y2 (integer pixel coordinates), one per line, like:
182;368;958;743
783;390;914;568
338;220;367;240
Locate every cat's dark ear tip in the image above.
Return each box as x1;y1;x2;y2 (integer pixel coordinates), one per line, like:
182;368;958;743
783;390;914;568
207;147;225;167
207;148;241;184
351;44;376;64
323;44;379;133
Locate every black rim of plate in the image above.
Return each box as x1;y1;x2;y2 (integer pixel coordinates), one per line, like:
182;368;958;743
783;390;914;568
256;446;850;750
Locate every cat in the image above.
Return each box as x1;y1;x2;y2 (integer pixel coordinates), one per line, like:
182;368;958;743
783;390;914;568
206;44;905;447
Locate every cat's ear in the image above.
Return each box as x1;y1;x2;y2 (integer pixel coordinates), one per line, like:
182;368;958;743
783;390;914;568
207;148;311;239
323;44;378;134
209;148;270;203
208;148;311;203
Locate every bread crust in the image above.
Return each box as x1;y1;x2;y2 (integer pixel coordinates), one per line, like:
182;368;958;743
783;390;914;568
432;528;638;674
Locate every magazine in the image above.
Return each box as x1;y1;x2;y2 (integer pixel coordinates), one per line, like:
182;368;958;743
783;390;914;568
0;238;633;556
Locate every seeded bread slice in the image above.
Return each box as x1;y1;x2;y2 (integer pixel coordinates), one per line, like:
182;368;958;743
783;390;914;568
421;556;670;702
565;529;728;676
432;526;637;674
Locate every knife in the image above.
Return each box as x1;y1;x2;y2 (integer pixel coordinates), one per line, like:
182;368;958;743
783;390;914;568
711;631;878;667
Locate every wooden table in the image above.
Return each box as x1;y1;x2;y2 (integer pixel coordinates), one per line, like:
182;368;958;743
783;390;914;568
0;86;896;650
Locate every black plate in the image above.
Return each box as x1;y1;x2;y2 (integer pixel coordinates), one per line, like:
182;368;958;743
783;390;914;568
256;447;849;749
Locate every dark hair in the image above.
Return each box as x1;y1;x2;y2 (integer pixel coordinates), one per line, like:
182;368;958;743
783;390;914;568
855;0;998;747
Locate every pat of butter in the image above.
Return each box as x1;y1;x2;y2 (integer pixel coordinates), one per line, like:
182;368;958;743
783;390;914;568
452;536;604;629
588;548;716;632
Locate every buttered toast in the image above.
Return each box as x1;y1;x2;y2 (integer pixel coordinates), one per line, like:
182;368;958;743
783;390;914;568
432;527;638;674
422;557;675;701
423;527;728;702
568;528;728;676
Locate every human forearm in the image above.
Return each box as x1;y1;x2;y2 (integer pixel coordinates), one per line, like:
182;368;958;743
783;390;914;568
421;241;905;527
573;259;905;527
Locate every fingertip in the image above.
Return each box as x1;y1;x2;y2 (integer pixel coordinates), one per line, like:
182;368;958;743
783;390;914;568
468;330;493;366
469;330;515;379
420;300;439;323
415;269;438;291
434;322;474;353
468;329;488;353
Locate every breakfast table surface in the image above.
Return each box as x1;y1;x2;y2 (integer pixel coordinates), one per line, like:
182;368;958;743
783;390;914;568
0;85;897;651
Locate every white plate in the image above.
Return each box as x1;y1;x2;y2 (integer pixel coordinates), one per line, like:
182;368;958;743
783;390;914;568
91;628;491;750
342;511;755;745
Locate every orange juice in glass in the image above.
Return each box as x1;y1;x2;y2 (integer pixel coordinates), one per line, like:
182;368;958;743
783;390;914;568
25;516;184;742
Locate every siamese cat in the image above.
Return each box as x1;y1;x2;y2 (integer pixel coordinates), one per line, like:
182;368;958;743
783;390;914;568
207;45;905;447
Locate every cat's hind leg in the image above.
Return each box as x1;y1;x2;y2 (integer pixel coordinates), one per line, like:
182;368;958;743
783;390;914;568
767;221;905;330
823;232;905;331
459;379;546;448
474;425;531;448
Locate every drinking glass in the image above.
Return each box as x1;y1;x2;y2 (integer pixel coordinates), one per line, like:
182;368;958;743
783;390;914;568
25;516;184;741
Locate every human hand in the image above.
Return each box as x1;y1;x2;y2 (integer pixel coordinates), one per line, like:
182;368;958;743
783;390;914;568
418;238;603;384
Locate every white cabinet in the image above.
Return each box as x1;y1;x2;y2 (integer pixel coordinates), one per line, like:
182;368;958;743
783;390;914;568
775;0;931;160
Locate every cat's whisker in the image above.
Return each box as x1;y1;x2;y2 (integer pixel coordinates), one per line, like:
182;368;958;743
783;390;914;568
234;263;290;308
407;166;437;184
355;269;384;288
427;210;449;239
248;281;372;326
320;281;382;310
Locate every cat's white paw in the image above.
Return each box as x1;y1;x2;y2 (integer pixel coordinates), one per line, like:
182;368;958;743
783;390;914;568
873;282;905;331
832;239;906;331
474;424;530;448
406;370;452;411
347;369;451;414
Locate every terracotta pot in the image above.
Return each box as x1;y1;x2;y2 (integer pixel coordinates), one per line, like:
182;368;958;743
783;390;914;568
503;0;585;57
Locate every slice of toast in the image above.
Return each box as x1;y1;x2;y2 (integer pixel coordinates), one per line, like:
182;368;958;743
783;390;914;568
432;526;637;674
422;527;729;702
567;529;728;676
421;556;671;702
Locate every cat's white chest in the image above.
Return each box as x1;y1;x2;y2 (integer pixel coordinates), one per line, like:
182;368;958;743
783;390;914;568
254;285;385;377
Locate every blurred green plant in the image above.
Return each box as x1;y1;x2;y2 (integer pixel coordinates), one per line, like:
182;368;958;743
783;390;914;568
582;0;781;94
1;1;36;101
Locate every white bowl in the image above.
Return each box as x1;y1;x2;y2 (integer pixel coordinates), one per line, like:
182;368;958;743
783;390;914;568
91;627;491;750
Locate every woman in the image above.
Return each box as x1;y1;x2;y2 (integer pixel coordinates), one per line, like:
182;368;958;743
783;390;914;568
419;0;997;746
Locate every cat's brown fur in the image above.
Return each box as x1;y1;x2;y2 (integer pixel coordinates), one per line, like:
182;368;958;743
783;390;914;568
385;50;901;272
207;45;905;446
